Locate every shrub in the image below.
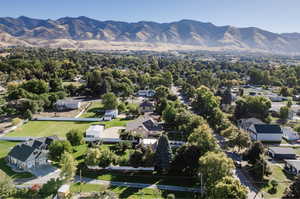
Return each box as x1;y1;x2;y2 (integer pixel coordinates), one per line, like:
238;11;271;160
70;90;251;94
11;117;22;126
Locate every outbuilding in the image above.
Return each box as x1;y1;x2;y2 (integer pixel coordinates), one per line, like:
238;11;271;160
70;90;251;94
268;147;296;160
282;127;300;141
103;109;118;121
85;125;104;138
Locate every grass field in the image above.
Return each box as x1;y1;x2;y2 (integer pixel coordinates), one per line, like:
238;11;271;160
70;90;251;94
7;118;130;138
71;183;197;199
0;141;33;179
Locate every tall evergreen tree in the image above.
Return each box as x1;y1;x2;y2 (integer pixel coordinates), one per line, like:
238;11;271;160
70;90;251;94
154;134;173;173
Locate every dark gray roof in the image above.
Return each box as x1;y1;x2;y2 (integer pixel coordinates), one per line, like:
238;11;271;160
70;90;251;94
250;124;283;134
8;144;36;162
269;147;296;155
140;101;154;107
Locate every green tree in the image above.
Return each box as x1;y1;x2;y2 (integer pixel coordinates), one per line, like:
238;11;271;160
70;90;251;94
198;152;234;190
187;124;218;156
98;148;116;168
85;148;101;166
66;129;84;146
154;134;173;173
244;141;265;164
234;96;271;121
39;178;63;197
212;176;248;199
279;106;289;122
48;140;72;161
191;86;220;119
0;169;15;198
102;92;118;110
129;149;144;168
23;109;33;120
155;86;170;100
59;152;77;182
21;79;49;94
49;78;64;92
162;103;176;126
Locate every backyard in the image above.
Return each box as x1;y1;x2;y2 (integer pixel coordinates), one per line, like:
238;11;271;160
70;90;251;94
259;164;293;199
0;140;33;179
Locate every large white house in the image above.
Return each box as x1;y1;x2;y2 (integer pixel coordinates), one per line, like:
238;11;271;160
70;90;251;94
248;124;283;142
86;125;104;138
6;136;58;170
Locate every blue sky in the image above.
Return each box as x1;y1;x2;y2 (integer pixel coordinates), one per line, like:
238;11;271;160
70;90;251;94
1;0;299;33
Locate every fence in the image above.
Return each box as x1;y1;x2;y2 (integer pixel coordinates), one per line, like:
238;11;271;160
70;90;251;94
32;117;103;122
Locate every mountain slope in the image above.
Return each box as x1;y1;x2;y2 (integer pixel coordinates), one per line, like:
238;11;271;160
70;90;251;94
0;16;299;54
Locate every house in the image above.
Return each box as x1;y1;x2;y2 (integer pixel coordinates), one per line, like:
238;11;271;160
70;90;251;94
126;115;163;137
139;100;155;114
237;118;265;131
268;147;296;160
282;127;300;141
55;100;81;111
248;124;283;142
137;90;156;97
86;125;104;138
6;136;58;170
284;160;300;176
103;109;118;121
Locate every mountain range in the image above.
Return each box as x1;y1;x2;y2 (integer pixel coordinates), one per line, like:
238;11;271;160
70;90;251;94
0;16;300;54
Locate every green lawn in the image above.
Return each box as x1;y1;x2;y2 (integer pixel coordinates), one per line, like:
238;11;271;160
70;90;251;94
80;101;104;118
6;118;130;138
71;183;197;199
261;165;292;199
0;141;33;179
7;121;99;138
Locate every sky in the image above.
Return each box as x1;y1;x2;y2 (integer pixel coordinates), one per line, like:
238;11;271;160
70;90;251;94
0;0;299;33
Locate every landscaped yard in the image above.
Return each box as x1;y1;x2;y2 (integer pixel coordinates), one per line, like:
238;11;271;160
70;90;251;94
260;164;293;199
71;183;196;199
0;141;33;179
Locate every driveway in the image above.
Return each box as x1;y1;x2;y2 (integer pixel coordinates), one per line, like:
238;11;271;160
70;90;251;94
17;165;61;185
102;127;125;139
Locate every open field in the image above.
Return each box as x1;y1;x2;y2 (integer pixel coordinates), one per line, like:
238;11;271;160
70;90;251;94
71;183;196;199
0;141;33;179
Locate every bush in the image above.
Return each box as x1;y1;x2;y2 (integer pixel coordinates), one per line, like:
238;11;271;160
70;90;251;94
167;193;176;199
66;129;84;146
11;117;22;126
115;141;132;154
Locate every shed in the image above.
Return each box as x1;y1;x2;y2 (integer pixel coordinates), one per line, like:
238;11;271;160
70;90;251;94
268;147;296;160
282;127;300;141
103;109;118;121
86;125;104;138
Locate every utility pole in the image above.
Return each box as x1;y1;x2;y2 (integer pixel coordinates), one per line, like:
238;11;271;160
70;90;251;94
198;172;204;197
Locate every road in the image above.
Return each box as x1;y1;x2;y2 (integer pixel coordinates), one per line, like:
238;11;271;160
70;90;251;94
171;85;263;199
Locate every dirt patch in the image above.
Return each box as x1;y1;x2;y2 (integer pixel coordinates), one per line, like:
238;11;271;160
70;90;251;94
33;101;90;118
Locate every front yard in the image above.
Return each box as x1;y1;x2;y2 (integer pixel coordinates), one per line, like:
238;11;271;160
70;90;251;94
0;141;33;179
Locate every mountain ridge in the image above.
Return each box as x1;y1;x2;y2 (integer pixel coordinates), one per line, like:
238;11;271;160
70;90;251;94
0;16;299;54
